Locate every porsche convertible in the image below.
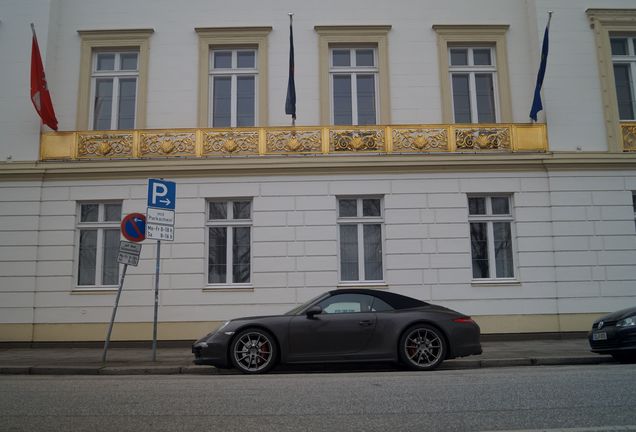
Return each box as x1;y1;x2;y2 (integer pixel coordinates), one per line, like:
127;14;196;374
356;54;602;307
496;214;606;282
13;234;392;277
192;289;482;373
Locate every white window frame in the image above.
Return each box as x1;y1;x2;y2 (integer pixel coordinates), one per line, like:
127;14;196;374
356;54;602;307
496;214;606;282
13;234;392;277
206;199;253;288
467;195;517;282
329;47;379;125
209;48;259;128
611;35;636;121
88;50;140;130
337;197;385;285
74;201;122;290
448;46;500;124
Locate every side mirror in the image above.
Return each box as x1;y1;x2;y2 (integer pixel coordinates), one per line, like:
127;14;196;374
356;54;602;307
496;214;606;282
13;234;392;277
306;305;322;318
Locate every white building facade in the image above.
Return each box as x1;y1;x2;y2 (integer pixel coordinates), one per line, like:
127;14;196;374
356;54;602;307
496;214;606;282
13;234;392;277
1;0;635;341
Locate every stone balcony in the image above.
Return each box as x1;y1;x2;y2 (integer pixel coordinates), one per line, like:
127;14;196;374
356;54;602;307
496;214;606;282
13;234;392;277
39;124;549;161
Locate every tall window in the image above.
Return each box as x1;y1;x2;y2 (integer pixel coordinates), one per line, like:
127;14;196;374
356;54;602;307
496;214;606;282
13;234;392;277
337;197;384;282
449;46;497;123
207;200;252;285
209;49;257;127
90;51;139;130
468;196;514;280
330;47;378;125
611;36;636;120
76;202;122;287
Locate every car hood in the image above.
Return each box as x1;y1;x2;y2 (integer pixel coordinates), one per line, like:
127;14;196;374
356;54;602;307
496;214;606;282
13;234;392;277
595;306;636;323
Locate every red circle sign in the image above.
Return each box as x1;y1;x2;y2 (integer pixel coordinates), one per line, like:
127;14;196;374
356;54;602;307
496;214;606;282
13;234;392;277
121;213;146;242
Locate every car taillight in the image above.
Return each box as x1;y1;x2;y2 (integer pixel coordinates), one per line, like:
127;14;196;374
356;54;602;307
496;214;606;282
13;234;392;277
453;317;475;324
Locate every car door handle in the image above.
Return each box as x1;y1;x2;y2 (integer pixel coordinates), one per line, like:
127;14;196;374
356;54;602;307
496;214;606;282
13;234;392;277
359;320;374;327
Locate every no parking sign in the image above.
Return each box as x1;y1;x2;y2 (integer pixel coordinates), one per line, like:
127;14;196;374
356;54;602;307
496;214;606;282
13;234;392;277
120;213;146;242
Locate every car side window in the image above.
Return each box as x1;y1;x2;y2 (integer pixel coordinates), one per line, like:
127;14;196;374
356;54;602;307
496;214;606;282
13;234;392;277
318;293;393;314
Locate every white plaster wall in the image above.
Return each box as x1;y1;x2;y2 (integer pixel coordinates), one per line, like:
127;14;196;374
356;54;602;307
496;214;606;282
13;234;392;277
2;0;635;161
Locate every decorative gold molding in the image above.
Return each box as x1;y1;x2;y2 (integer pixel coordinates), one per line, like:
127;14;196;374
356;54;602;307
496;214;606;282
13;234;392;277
623;123;636;151
586;9;636;152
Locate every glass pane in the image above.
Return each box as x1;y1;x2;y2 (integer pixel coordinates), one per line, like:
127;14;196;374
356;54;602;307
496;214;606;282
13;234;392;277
356;49;374;67
491;197;510;215
339;199;357;217
104;203;122;222
468;197;486;215
356;75;376;125
452;74;471;123
450;48;468;66
333;75;353;125
78;230;97;285
209;202;227;220
237;76;255;127
473;49;492;65
237;51;255;68
80;204;99;222
233;227;250;283
494;222;514;278
475;73;496;123
213;51;232;69
340;225;359;281
102;229;120;285
613;64;635;120
363;224;383;280
233;201;251;219
371;297;393;312
320;294;372;314
212;76;231;127
611;38;628;56
120;53;138;70
93;78;113;130
96;53;115;71
117;78;137;130
362;199;381;217
208;227;227;284
470;222;489;278
332;50;351;67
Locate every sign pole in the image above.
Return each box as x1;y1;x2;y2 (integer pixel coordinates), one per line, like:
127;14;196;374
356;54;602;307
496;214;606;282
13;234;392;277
152;240;161;361
102;263;128;363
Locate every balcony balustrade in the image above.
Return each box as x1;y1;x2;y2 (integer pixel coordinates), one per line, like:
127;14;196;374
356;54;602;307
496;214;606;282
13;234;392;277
40;124;549;161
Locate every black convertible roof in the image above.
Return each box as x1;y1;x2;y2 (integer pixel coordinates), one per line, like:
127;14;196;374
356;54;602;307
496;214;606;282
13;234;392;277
328;289;428;310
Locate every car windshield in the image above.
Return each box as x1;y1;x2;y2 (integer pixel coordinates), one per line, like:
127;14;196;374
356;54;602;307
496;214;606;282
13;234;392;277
285;293;329;315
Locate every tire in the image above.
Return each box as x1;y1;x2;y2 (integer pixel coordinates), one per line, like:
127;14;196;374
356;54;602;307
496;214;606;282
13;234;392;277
230;328;278;374
399;324;446;371
611;352;636;364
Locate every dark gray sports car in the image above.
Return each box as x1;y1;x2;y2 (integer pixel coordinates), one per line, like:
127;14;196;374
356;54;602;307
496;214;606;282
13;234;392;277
192;289;482;373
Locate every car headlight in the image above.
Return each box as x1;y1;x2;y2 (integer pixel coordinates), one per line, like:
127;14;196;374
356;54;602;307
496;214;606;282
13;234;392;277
617;316;636;328
217;320;231;332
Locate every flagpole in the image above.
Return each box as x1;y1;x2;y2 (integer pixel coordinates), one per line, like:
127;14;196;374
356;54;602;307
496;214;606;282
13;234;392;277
289;12;295;128
30;23;36;37
286;12;296;128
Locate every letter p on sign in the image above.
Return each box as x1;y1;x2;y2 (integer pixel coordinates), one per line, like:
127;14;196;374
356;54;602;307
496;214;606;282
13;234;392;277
147;179;176;210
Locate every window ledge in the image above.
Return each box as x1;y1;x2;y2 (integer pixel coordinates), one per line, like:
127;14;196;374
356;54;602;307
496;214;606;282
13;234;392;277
72;287;118;294
337;282;388;289
471;279;521;287
203;286;254;293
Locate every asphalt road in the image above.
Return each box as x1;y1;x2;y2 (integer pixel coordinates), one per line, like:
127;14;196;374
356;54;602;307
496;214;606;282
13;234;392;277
1;364;635;432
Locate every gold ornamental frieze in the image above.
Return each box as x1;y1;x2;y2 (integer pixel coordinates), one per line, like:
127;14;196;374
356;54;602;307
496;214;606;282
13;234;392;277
392;128;448;152
330;128;385;152
455;127;511;151
266;129;322;154
140;132;196;157
622;125;636;152
78;133;133;158
203;130;259;155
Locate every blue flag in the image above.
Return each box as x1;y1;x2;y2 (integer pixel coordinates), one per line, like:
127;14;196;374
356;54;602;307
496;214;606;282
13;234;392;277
285;19;296;120
530;14;552;121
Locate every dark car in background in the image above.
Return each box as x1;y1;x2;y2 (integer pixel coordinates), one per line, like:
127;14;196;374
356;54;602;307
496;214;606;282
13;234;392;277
193;289;482;374
589;306;636;363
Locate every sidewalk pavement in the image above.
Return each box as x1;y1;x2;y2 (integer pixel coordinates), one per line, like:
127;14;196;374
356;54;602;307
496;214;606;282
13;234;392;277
0;335;615;376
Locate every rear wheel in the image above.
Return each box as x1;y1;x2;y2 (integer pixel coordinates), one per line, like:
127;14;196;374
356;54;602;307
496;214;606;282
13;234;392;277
399;324;446;371
230;328;277;374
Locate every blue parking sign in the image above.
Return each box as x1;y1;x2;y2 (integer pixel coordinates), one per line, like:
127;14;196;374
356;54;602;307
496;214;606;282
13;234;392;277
147;179;176;210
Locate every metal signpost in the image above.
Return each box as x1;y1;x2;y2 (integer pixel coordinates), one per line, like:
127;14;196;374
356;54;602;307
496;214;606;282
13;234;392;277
102;215;146;363
147;178;176;361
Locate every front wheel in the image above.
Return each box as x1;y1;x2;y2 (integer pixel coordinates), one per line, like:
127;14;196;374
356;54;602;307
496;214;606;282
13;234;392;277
230;328;277;374
399;324;446;371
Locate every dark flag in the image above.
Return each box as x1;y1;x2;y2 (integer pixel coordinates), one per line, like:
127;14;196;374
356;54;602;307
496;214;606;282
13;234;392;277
530;12;552;121
30;23;58;130
285;15;296;121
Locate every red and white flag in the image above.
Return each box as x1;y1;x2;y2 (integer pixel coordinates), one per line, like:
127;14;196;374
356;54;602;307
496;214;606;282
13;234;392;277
30;24;58;130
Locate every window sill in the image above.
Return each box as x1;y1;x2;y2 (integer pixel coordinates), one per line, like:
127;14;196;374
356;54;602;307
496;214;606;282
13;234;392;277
203;285;254;292
337;282;388;289
72;287;118;294
471;279;521;287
